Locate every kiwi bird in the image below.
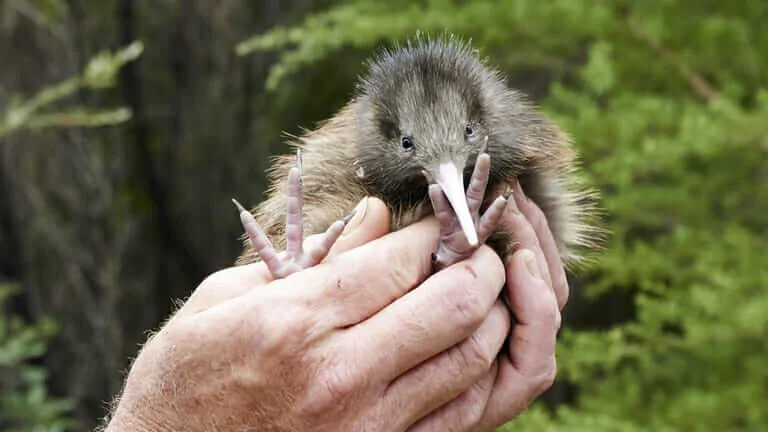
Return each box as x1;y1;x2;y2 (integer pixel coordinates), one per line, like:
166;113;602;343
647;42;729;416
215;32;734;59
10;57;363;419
233;36;599;278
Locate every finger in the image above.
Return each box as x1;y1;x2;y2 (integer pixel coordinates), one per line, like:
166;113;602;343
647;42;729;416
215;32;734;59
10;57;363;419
506;249;560;374
386;301;508;429
175;262;273;317
407;362;498;432
500;184;552;290
347;246;505;383
323;197;391;260
512;180;570;309
476;249;560;430
269;215;443;327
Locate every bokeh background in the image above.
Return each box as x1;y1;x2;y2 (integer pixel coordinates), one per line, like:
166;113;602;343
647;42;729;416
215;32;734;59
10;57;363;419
1;1;766;431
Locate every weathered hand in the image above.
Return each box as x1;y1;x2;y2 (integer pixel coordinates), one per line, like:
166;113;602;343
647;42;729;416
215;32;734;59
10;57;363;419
409;180;566;431
105;197;513;432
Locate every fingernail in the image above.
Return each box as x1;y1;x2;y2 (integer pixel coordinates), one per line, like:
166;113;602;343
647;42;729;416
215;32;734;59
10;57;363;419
341;197;369;236
502;184;513;200
506;187;521;215
521;249;541;280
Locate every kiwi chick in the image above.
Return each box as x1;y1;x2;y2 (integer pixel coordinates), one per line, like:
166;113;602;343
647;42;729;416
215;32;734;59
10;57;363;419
234;36;599;277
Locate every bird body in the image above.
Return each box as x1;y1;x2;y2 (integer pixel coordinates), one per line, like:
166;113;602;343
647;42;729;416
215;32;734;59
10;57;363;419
236;37;598;270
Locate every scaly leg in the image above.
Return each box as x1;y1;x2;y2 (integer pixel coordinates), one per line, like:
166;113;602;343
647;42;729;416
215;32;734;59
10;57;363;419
233;151;349;279
430;137;509;271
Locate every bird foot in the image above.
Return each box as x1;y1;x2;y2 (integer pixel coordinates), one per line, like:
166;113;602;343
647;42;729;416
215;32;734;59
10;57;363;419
428;143;509;271
233;151;350;279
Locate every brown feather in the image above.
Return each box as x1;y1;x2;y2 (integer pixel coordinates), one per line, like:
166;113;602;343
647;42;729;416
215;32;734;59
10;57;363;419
236;36;602;268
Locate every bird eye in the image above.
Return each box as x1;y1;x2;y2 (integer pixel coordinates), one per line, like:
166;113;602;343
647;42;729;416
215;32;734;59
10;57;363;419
464;124;475;137
401;136;414;151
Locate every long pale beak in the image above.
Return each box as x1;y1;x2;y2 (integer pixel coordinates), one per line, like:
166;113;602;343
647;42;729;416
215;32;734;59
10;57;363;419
434;161;478;247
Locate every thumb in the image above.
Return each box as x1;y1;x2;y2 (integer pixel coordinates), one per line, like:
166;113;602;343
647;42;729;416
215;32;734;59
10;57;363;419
322;197;392;260
180;197;391;317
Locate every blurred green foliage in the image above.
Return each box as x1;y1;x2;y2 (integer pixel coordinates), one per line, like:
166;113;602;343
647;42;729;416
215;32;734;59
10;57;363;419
0;41;142;138
0;41;141;431
0;285;78;432
240;0;768;430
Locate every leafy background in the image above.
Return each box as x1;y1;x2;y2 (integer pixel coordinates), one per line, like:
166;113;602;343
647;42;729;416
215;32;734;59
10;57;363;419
1;0;766;430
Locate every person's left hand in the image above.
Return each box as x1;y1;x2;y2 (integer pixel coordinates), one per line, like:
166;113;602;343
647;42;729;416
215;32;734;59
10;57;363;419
408;180;567;431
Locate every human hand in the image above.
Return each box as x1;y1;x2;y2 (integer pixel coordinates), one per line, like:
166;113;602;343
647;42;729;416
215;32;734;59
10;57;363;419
105;197;512;431
409;180;566;431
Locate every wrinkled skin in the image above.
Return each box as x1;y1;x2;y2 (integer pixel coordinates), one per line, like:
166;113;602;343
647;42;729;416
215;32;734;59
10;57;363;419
104;186;567;432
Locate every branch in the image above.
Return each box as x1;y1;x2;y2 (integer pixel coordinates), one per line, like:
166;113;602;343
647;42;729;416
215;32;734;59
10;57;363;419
626;21;721;103
0;42;143;138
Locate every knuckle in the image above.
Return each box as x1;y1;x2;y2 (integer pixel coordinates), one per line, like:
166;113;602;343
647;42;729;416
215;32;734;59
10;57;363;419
166;314;217;346
150;318;220;375
266;306;309;341
323;369;356;401
441;254;503;332
537;297;558;328
256;298;313;351
294;347;363;417
529;357;557;394
444;279;488;332
310;366;360;410
451;377;494;430
377;246;417;291
195;268;232;295
461;395;486;428
456;334;495;375
529;281;559;326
